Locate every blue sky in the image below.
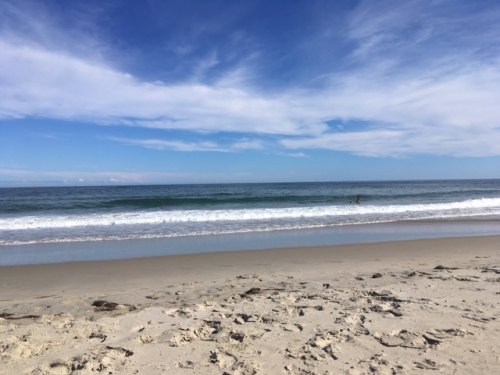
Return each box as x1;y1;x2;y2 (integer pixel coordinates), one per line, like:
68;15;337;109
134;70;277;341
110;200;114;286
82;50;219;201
1;0;500;186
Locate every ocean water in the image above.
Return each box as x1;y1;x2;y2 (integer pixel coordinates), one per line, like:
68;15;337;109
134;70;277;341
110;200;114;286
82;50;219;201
1;180;500;247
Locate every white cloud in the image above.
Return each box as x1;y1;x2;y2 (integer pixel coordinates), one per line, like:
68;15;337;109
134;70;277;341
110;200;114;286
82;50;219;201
281;59;500;157
0;39;325;136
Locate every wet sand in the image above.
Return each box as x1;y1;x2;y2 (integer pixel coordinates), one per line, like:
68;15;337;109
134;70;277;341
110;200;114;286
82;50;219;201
1;236;499;374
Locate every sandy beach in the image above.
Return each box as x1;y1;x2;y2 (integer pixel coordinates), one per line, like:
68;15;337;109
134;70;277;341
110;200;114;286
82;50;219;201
1;235;499;374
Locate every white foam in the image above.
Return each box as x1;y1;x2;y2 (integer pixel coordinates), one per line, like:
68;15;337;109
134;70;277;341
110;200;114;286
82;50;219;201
1;197;500;231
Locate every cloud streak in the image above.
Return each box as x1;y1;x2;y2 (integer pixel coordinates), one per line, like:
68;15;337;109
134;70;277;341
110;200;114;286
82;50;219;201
110;137;264;152
0;168;257;186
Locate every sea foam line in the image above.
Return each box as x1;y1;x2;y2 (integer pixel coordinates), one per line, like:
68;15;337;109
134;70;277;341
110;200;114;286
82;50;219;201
1;197;500;231
1;211;499;246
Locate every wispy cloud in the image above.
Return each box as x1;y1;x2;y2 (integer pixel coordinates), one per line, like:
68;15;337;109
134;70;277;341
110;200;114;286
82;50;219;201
110;137;264;152
0;168;185;186
111;138;226;152
229;138;264;151
279;0;500;157
0;167;257;186
1;0;500;158
283;152;309;158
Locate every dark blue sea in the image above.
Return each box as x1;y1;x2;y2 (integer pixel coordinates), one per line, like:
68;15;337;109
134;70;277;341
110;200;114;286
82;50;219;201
1;180;500;264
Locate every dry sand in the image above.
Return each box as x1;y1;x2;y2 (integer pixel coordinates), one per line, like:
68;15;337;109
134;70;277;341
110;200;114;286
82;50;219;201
0;235;499;374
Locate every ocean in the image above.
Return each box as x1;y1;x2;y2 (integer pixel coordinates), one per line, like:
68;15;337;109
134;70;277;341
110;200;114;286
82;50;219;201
1;180;500;248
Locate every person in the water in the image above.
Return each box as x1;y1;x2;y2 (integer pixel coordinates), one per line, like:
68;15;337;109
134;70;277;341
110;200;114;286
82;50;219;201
355;195;361;204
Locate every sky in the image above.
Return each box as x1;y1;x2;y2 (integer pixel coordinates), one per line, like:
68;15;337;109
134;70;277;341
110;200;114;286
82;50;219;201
1;0;500;187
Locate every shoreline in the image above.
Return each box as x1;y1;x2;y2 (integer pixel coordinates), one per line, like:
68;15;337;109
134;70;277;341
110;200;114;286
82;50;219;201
1;235;499;297
1;219;500;266
1;236;499;374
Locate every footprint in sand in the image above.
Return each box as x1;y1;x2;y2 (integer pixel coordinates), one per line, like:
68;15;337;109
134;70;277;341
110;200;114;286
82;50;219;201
91;300;136;313
374;330;427;349
462;313;496;323
415;358;443;370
